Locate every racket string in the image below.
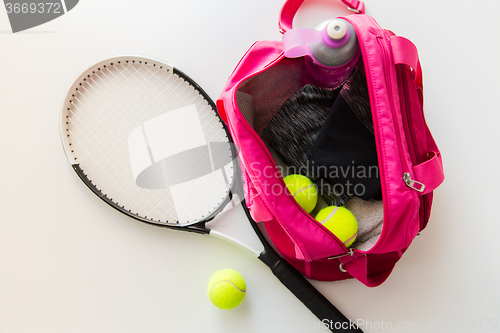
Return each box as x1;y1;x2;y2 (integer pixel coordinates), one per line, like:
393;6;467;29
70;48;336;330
87;64;173;126
68;63;175;215
65;58;235;225
69;64;174;167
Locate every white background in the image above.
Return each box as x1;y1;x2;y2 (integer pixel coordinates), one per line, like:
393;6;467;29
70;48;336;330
1;0;500;332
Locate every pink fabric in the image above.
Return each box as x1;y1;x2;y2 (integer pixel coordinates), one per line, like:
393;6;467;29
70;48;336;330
390;35;423;87
245;170;274;222
413;152;444;196
391;36;418;73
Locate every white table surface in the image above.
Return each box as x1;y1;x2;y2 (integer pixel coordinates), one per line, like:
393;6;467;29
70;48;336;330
1;0;500;332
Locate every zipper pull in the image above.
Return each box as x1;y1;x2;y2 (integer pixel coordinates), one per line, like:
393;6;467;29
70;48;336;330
403;172;425;193
327;248;354;260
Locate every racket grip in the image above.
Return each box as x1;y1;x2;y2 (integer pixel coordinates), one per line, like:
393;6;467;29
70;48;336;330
259;250;363;333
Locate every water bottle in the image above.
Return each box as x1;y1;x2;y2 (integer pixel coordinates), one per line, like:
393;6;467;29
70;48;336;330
283;18;360;88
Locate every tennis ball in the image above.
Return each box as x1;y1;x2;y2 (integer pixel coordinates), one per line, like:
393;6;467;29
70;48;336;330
207;269;246;310
283;174;318;213
315;206;358;247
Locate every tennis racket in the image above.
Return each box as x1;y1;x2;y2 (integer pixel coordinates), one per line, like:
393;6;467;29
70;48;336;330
60;55;362;333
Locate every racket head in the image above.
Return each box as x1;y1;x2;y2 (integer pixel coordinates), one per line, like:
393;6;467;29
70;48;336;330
60;55;237;228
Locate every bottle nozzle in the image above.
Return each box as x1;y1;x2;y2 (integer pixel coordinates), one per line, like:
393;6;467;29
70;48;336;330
312;18;359;67
327;20;348;40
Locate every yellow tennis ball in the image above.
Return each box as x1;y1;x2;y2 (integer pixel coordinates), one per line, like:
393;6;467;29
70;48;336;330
207;269;246;310
283;174;318;213
315;206;358;247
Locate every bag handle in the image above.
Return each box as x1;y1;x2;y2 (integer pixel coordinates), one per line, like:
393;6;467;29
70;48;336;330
413;129;444;196
279;0;365;33
391;36;423;89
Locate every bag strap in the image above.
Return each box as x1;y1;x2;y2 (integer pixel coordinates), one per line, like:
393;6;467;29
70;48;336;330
279;0;365;33
413;130;444;196
390;36;423;89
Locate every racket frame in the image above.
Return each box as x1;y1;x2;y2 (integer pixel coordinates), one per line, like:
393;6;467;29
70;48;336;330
60;55;234;234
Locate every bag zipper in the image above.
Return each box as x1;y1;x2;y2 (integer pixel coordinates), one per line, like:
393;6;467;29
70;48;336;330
327;248;354;260
400;74;425;193
398;62;431;230
376;35;425;193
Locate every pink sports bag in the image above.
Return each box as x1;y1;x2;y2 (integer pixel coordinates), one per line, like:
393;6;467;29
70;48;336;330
217;0;444;288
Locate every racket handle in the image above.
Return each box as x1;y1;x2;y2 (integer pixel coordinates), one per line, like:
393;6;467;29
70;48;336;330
259;250;363;333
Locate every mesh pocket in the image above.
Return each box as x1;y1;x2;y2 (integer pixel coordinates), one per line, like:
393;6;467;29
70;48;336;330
236;90;254;127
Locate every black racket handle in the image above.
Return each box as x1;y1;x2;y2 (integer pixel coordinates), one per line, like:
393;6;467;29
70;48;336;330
259;250;363;333
239;199;362;332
